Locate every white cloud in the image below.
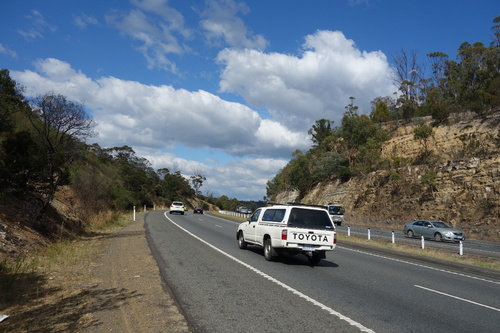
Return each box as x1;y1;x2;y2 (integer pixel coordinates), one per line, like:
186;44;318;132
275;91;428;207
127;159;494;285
11;58;297;199
0;44;17;58
18;10;56;41
217;30;397;131
9;28;398;200
74;14;99;29
200;0;268;50
11;58;306;159
106;6;186;73
131;0;191;38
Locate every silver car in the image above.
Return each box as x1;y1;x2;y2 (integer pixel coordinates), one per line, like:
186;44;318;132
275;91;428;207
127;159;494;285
404;220;465;242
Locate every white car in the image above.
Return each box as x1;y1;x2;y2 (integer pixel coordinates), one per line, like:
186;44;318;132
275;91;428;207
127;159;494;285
237;203;336;265
170;201;185;215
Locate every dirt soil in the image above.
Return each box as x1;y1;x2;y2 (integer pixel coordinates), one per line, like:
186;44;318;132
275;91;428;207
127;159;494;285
81;212;193;333
0;213;193;333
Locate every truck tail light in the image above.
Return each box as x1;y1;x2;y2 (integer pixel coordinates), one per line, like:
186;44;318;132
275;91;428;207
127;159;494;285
281;229;288;240
334;233;337;244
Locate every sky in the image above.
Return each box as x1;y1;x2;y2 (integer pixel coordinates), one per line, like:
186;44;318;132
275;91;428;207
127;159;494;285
1;0;498;201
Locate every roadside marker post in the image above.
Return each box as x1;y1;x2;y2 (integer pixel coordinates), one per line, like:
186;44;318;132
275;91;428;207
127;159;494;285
459;241;464;256
421;236;425;249
367;228;371;241
392;231;395;244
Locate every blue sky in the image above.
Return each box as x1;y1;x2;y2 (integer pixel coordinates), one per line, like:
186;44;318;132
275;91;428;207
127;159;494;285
1;0;498;200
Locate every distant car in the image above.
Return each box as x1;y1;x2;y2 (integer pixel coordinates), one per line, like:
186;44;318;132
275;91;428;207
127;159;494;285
404;220;465;242
193;206;204;214
239;207;249;214
326;204;344;226
170;201;185;215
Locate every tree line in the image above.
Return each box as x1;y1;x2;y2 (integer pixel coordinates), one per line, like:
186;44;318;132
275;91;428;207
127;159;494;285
266;16;500;201
0;70;207;227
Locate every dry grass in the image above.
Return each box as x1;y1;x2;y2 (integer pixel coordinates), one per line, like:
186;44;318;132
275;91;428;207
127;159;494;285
0;213;129;333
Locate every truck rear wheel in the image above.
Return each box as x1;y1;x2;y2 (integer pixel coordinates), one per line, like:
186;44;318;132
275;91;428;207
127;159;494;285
264;238;275;261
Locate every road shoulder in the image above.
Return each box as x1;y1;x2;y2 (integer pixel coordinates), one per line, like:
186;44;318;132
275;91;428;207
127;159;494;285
82;212;192;332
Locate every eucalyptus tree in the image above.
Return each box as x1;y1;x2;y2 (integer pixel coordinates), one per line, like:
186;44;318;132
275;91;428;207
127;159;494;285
28;93;96;219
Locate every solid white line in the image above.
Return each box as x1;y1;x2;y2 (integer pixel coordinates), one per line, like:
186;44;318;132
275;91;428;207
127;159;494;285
164;212;375;333
415;285;500;312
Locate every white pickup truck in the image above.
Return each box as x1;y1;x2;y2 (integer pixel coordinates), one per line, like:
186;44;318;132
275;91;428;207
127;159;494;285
236;203;337;265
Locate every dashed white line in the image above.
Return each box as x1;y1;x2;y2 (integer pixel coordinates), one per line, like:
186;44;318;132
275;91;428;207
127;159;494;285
340;247;500;285
415;285;500;312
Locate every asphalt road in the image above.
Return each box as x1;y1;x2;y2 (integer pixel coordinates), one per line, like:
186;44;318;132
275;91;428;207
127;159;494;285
146;210;500;333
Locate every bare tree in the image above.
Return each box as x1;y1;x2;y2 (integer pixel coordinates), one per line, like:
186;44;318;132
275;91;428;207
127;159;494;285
393;49;425;104
28;93;96;221
190;169;206;196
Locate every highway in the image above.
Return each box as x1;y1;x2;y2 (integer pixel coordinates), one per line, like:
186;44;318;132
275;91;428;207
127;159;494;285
145;210;500;333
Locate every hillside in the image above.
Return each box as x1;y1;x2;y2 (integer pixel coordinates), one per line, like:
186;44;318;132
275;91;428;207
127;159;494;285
276;112;500;242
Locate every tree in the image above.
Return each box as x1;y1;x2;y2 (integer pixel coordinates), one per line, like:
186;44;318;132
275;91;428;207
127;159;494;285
190;172;206;196
288;150;313;196
426;88;450;124
311;152;349;182
492;16;500;47
341;112;379;148
0;69;27;134
413;124;434;157
308;119;334;147
28;93;96;219
393;49;424;105
0;70;33;190
371;101;390;123
426;51;449;93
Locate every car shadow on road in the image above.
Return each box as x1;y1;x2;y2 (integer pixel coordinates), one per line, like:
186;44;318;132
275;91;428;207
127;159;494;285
245;246;339;268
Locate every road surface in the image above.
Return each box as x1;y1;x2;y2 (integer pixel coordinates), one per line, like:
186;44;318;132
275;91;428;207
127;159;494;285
146;210;500;333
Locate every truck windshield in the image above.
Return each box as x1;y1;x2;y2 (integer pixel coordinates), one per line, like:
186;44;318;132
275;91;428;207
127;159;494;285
328;206;344;215
287;208;334;230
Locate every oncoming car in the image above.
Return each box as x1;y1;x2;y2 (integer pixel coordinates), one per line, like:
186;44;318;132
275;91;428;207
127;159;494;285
193;206;204;214
403;220;465;242
170;201;185;215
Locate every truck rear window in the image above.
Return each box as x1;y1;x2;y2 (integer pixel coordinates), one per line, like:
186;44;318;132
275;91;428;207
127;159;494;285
287;208;334;230
262;209;286;222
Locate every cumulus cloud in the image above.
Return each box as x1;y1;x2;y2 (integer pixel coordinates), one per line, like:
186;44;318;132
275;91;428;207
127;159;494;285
217;30;396;130
12;58;307;159
11;58;300;199
200;0;268;50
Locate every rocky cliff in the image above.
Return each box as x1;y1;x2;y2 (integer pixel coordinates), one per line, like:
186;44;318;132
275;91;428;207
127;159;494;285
276;112;500;241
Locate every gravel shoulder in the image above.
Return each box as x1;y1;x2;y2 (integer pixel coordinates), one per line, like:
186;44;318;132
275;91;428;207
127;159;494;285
82;212;193;333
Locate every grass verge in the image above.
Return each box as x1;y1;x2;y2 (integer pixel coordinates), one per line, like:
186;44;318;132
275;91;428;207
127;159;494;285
0;212;130;333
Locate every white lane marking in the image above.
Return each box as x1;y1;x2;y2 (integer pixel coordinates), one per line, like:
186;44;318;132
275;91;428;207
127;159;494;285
215;224;223;228
415;285;500;312
341;247;500;285
164;212;375;333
